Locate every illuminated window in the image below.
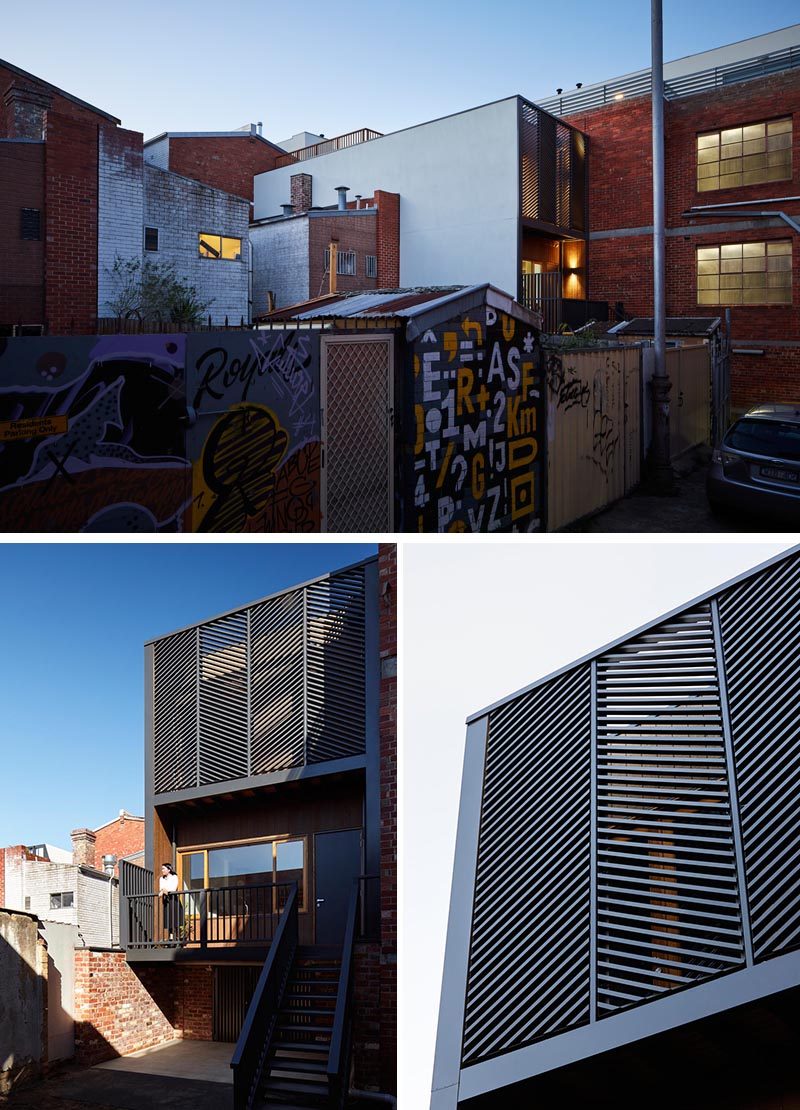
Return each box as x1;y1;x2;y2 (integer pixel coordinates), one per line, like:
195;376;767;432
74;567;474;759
198;233;242;261
696;118;792;192
697;240;792;305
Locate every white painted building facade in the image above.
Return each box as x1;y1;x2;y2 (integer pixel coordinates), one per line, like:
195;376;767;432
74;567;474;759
254;98;521;295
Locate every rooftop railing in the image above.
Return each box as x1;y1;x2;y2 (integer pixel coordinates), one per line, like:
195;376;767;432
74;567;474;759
274;128;383;168
538;44;800;117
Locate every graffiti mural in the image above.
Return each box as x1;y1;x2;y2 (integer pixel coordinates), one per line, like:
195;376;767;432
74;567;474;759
407;308;544;532
187;331;321;532
0;335;192;532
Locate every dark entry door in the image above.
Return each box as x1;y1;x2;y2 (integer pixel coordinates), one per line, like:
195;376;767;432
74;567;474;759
314;829;362;946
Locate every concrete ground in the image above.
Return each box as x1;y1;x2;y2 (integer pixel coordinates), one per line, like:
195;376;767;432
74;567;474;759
2;1043;234;1110
561;451;795;533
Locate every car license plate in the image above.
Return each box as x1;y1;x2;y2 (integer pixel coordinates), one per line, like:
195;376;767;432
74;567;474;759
760;465;798;484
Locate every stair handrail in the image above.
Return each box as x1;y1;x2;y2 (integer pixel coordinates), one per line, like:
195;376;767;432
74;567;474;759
231;882;298;1110
327;877;361;1108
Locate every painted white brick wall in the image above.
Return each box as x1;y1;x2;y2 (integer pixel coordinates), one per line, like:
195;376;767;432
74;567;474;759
143;136;169;169
98;130;145;316
251;218;309;313
144;165;250;324
21;862;118;948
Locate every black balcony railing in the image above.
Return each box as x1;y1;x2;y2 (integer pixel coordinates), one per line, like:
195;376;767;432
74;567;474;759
521;271;562;334
232;884;298;1110
125;882;296;950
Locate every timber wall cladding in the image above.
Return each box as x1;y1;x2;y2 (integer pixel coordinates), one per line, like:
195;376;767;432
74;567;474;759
152;567;367;794
462;550;800;1067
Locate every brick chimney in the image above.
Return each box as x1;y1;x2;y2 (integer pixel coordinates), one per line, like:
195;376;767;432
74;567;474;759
71;828;97;870
290;172;312;214
3;81;52;140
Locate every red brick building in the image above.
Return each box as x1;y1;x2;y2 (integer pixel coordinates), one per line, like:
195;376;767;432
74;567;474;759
539;24;800;410
143;127;285;209
93;811;145;875
251;183;400;314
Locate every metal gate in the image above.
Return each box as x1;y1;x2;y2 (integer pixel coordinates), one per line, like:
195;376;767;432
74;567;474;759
213;966;261;1042
320;336;393;532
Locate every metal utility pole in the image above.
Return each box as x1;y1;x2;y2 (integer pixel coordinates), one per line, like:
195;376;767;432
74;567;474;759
648;0;675;492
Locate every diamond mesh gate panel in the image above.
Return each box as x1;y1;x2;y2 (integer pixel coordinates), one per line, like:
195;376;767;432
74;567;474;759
199;612;249;785
151;568;367;794
153;628;197;794
306;568;366;762
596;606;746;1014
324;339;390;533
250;588;305;774
717;551;800;959
463;666;592;1065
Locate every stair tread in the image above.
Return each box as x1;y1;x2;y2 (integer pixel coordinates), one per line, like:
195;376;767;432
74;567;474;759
281;1007;335;1016
273;1041;329;1054
264;1078;331;1096
271;1059;327;1075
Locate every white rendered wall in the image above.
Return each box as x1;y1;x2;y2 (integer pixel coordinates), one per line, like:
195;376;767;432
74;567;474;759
144;165;250;324
254;98;520;294
251;218;310;312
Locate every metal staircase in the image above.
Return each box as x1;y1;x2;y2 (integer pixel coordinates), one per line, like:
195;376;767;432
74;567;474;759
259;956;341;1108
233;880;362;1110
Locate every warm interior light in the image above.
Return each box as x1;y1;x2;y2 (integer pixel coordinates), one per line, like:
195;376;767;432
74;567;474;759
615;92;625;101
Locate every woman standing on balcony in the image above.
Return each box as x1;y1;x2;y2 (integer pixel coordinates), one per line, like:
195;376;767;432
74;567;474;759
159;862;183;943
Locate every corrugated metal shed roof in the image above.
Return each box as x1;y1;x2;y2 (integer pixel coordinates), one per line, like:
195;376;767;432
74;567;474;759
257;284;543;330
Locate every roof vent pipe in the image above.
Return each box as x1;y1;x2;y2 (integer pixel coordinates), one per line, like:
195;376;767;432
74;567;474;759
336;185;349;211
257;121;263;135
281;203;293;217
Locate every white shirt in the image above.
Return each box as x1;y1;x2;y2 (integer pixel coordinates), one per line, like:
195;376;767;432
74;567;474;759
159;872;179;893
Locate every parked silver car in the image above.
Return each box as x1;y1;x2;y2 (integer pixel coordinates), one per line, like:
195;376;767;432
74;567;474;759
707;404;800;523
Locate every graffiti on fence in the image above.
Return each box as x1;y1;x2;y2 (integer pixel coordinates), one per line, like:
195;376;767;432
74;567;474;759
409;309;543;532
187;331;321;532
546;352;621;477
0;335;192;531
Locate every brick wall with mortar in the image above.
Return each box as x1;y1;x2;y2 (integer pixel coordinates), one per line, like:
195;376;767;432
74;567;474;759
0;62;118;136
97;125;144;317
144;163;250;323
308;211;379;300
374;190;400;288
0;140;44;325
72;952;213;1066
251;216;310;312
574;70;800;409
167;135;282;208
93;814;145;875
43;110;99;334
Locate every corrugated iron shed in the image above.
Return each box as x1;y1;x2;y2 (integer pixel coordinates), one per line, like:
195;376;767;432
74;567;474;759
610;316;721;337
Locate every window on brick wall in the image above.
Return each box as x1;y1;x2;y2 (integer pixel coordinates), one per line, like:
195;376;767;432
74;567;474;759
199;233;242;261
144;227;159;252
365;255;378;278
324;248;357;276
20;208;40;240
697;240;792;305
696;118;792;192
49;892;75;909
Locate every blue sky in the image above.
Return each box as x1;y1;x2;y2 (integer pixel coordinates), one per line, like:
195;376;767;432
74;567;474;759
0;542;375;848
2;1;796;144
